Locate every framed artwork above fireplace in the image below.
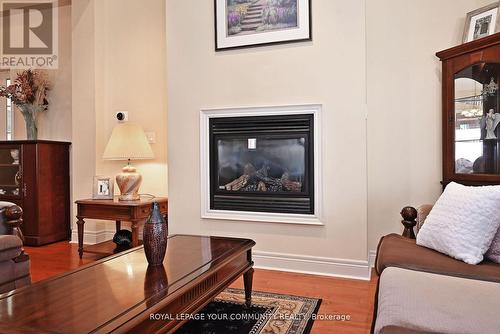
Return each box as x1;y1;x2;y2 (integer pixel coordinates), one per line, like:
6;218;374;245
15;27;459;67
214;0;312;51
200;104;323;225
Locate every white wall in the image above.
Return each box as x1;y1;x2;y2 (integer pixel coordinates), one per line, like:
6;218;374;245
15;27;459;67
366;0;494;250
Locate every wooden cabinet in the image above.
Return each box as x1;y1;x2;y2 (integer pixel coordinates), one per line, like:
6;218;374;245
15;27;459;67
0;140;71;245
437;33;500;186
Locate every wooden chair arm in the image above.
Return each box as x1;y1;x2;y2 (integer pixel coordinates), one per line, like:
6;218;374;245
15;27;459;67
400;206;417;239
3;205;24;242
4;204;23;226
2;205;27;262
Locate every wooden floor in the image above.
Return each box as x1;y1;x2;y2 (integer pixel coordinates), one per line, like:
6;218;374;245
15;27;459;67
25;242;378;334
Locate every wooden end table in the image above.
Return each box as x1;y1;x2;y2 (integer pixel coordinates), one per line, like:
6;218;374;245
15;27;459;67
75;197;168;259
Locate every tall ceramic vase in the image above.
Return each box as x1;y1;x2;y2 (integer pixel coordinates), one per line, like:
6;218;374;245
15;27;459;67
143;202;168;266
18;104;43;140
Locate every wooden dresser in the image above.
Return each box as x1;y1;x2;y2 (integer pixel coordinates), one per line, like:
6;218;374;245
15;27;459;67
0;140;71;245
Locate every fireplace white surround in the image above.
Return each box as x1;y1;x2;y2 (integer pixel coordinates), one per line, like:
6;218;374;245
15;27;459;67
200;104;323;225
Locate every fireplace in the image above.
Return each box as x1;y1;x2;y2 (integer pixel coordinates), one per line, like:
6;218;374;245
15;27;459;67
209;114;314;214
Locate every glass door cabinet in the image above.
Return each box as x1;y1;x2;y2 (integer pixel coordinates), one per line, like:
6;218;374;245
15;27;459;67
437;33;500;186
0;145;22;198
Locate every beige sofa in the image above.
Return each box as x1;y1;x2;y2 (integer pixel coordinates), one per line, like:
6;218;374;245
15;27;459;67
0;202;30;294
372;205;500;334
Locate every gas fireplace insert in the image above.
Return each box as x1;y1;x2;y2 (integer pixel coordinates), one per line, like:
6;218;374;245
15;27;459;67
209;114;314;214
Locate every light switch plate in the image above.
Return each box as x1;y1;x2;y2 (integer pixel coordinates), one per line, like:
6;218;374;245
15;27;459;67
145;131;156;144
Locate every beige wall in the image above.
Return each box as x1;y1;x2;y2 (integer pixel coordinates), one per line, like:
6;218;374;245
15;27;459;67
71;0;167;242
68;0;495;274
167;0;495;272
366;0;494;251
166;0;369;263
93;0;168;197
36;3;73;141
6;3;73;142
72;0;98;235
0;71;8;138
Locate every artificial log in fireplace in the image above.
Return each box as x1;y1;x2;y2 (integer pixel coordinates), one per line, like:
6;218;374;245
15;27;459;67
210;114;314;214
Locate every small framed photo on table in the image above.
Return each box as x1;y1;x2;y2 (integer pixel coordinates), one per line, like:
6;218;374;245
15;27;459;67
93;176;114;200
463;2;500;43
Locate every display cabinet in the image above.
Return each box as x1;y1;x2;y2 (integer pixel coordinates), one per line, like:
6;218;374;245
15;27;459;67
0;140;71;245
0;144;22;198
437;33;500;186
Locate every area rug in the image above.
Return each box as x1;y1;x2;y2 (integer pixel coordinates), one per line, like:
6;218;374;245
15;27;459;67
176;288;322;334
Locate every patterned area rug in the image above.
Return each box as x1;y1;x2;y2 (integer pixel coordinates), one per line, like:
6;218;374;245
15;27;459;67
176;288;321;334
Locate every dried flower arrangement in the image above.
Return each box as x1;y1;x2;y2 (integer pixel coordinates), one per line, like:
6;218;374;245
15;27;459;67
0;69;49;140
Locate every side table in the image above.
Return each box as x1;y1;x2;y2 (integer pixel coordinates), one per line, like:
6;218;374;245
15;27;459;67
75;197;168;259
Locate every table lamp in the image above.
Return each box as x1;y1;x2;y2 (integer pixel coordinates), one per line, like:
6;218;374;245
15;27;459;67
103;123;154;201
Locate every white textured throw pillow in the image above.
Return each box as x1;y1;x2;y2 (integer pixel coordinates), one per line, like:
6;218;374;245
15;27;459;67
416;182;500;264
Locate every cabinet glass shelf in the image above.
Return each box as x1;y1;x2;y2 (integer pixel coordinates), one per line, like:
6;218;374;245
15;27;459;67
0;147;21;198
453;62;500;175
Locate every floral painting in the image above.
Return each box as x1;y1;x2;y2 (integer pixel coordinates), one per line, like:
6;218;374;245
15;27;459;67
215;0;311;50
227;0;298;36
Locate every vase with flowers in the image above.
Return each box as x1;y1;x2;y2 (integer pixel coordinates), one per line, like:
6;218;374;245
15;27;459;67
0;70;49;140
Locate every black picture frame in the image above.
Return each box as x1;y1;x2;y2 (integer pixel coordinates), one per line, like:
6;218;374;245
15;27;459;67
214;0;312;51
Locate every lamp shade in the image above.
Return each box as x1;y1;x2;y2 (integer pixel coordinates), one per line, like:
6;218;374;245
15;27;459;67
103;123;154;160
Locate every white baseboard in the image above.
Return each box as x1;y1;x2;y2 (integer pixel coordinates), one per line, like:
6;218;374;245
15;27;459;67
253;250;372;281
68;231;375;281
368;249;377;268
70;229;115;244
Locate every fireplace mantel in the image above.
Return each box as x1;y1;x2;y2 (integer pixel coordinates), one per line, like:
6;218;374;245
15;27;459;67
200;104;323;226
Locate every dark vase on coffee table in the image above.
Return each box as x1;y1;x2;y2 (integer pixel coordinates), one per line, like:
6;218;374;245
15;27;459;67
143;202;168;266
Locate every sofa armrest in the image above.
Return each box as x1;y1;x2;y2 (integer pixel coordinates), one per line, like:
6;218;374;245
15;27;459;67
0;236;28;263
375;234;500;282
416;204;433;234
0;235;22;262
0;205;27;263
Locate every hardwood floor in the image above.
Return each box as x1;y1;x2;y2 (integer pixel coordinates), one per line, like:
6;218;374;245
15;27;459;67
25;241;102;282
25;242;378;334
232;269;378;333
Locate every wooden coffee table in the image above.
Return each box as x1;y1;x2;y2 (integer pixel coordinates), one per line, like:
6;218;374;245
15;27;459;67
0;235;256;333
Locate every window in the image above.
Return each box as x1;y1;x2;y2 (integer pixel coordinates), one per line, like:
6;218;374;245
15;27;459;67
5;79;13;140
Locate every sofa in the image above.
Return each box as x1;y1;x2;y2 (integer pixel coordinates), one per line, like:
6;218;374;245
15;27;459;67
0;202;30;294
372;205;500;334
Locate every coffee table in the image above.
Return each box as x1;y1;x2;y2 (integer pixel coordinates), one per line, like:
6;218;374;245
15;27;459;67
0;235;256;333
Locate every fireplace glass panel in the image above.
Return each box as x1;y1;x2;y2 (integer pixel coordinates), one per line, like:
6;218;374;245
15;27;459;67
209;113;314;215
217;137;306;193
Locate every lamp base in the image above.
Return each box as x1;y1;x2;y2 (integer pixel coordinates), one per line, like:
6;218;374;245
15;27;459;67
116;164;142;201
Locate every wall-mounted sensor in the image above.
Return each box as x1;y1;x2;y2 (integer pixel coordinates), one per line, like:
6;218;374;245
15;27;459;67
248;138;257;150
115;111;129;122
